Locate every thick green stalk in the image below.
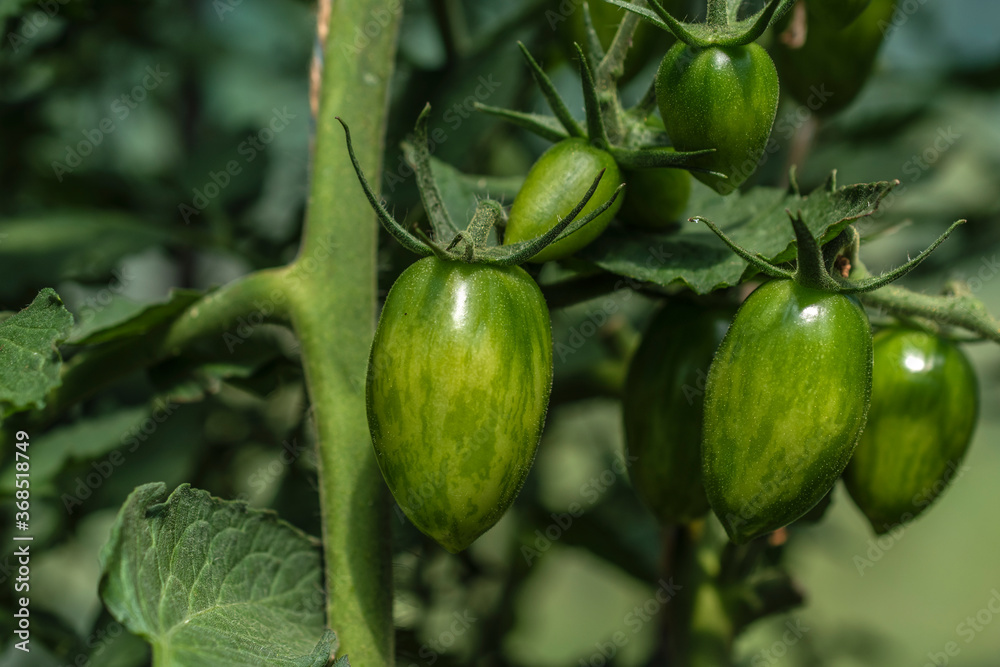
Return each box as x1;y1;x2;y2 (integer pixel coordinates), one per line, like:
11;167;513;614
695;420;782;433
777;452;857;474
287;0;402;664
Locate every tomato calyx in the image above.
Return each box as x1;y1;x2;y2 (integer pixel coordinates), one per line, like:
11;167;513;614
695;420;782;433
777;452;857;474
609;0;797;47
693;210;964;295
474;41;720;176
338;107;623;267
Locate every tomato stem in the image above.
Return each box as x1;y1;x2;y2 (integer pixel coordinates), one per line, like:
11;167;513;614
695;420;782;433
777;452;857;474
292;0;402;663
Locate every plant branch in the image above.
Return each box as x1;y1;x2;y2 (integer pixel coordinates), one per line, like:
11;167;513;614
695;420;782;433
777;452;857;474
290;0;402;664
40;268;289;423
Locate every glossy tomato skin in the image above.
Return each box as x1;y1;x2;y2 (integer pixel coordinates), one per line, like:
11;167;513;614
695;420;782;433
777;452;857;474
702;280;873;544
624;302;733;524
844;328;978;534
656;43;779;195
771;0;895;116
366;257;553;552
504;138;624;263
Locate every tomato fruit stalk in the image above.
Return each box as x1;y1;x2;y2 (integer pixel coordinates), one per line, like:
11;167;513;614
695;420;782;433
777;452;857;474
367;257;553;552
844;328;978;533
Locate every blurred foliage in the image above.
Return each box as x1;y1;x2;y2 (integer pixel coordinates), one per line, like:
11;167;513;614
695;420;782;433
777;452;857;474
1;0;1000;666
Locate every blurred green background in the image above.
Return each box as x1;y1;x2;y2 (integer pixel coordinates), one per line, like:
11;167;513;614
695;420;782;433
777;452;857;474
1;0;999;665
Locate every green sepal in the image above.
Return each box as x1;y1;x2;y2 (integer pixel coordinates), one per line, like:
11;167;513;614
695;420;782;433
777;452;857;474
574;43;610;150
401;104;460;241
473;104;570;143
603;0;796;47
610;145;719;173
517;42;586;138
337;117;433;257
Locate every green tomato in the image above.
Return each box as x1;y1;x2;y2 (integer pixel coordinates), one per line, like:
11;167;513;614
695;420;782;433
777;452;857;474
366;256;553;552
844;328;978;534
702;280;873;544
656;43;779;195
771;0;895;116
505;138;624;263
620;157;692;230
808;0;873;28
624;301;733;525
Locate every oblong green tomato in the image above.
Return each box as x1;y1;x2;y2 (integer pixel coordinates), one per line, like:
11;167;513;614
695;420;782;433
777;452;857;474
702;280;873;544
656;43;779;195
366;257;553;552
771;0;895;116
808;0;873;28
504;138;623;263
624;302;733;524
843;328;978;534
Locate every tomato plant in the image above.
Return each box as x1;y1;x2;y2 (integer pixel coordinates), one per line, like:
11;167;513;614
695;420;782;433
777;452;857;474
844;327;979;533
6;0;1000;665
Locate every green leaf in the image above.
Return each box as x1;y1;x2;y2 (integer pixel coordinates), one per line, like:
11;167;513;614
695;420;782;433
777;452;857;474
577;177;895;294
99;483;335;667
0;212;188;301
0;405;150;496
0;288;74;420
70;289;205;345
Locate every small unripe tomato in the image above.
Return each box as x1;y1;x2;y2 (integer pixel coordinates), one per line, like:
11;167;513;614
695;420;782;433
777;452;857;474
505;138;624;263
656;43;779;195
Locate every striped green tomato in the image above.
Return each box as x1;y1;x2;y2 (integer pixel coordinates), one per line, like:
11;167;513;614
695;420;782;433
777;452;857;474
844;328;978;534
702;280;873;544
366;256;553;552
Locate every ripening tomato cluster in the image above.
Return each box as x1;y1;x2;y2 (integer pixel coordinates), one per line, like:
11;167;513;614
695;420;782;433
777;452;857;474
352;0;973;554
